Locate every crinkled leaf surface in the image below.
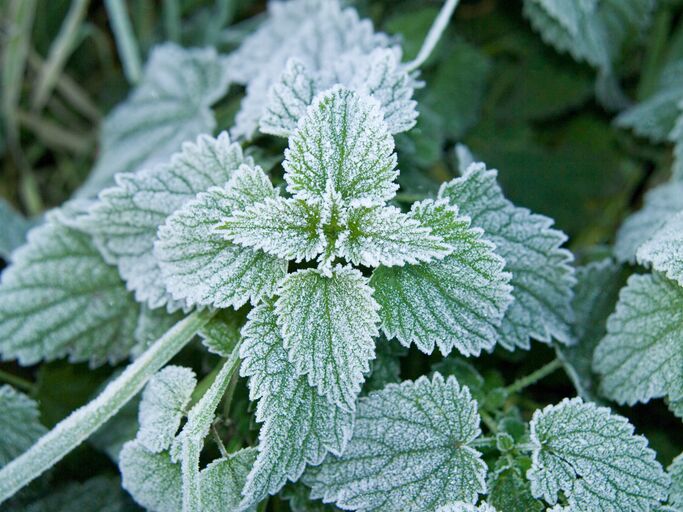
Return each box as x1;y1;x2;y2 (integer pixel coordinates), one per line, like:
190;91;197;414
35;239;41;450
370;199;512;356
239;303;353;507
669;453;683;509
78;44;230;197
137;366;196;453
0;385;47;467
636;210;683;287
439;163;575;350
132;305;184;357
275;265;379;411
528;398;669;511
437;504;497;512
307;374;487;511
0;215;139;366
82;131;252;310
198;309;245;358
593;273;683;406
201;448;258;512
488;463;543;512
155;164;286;309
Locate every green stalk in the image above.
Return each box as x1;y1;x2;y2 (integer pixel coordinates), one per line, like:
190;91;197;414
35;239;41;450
504;358;563;396
162;0;181;43
405;0;460;72
104;0;142;84
0;369;35;394
0;310;214;505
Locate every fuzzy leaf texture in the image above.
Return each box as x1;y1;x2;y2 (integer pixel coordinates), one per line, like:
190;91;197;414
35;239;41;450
593;273;683;406
437;504;497;512
528;398;669;511
201;448;258;512
275;265;379;410
239;303;353;507
307;374;487;511
78;44;230;197
636;210;683;287
0;385;47;467
669;453;683;509
155;164;287;309
0;214;139;366
283;86;398;203
370;199;513;356
83;131;253;310
439;163;575;350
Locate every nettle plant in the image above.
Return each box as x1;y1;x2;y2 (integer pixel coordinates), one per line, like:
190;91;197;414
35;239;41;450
0;0;682;511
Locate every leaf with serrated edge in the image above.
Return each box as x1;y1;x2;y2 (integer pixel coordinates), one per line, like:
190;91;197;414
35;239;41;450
0;385;47;467
239;303;353;507
593;273;683;406
137;366;196;453
439;163;575;350
82;131;252;310
636;210;683;287
437;504;497;512
198;309;245;358
669;452;683;509
78;44;231;197
370;199;512;356
283;86;398;203
275;265;379;410
201;448;258;512
0;214;139;367
307;374;487;511
155;164;287;309
528;397;669;511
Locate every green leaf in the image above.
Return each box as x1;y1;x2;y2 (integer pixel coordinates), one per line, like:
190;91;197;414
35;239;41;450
0;385;47;468
0;199;37;261
22;476;131;512
306;374;487;511
439;163;575;350
155;164;287;309
437;504;497;512
283;86;398;203
370;199;512;356
275;265;379;410
82;131;252;310
528;397;669;511
78;44;230;196
198;309;245;358
201;448;258;512
593;273;683;406
637;211;683;287
132;305;184;357
239;304;353;507
669;452;683;509
0;215;139;367
488;464;543;512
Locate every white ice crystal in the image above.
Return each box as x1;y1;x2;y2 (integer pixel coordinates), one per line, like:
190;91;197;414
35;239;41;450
636;210;683;287
0;385;46;468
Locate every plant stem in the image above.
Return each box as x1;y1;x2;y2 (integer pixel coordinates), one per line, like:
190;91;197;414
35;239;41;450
504;358;563;396
0;369;35;394
104;0;142;84
637;5;672;101
405;0;460;72
0;310;214;505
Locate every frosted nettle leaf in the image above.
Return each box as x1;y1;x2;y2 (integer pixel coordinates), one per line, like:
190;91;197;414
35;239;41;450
669;453;683;508
239;304;353;507
221;196;325;262
132;305;184;357
201;448;258;512
593;273;683;406
119;440;182;512
636;211;683;287
198;309;245;358
155;165;287;309
439;163;575;350
22;476;130;512
337;204;452;267
78;44;230;197
0;216;138;367
0;385;47;467
275;265;379;410
137;366;196;453
488;463;543;512
437;504;497;512
669;395;683;420
614;181;683;262
82;131;252;310
370;199;512;356
0;198;37;260
284;87;398;203
527;398;669;511
306;374;487;511
91;393;140;463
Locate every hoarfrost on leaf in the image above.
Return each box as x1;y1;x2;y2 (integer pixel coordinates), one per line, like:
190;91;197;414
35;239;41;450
669;452;683;509
306;374;487;511
201;448;258;512
0;385;47;467
370;199;513;356
275;265;379;411
636;210;683;287
527;397;669;511
439;162;575;350
437;504;497;512
198;309;245;358
239;304;353;507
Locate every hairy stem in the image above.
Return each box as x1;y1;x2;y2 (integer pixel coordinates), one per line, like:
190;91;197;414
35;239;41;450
405;0;460;72
0;309;214;504
504;358;563;396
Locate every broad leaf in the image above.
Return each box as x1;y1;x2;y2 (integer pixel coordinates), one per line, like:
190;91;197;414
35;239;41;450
201;448;258;512
132;306;184;357
437;504;497;512
78;44;230;196
275;265;379;410
239;304;354;507
439;163;575;350
0;215;138;366
488;463;543;512
155;165;287;309
370;199;513;356
636;210;683;287
198;309;245;358
528;398;669;511
306;374;487;511
82;131;252;310
0;385;47;467
669;453;683;509
593;273;683;406
283;86;398;203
